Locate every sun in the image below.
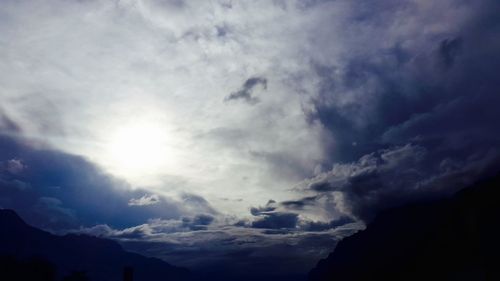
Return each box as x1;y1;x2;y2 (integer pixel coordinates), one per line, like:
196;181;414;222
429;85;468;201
103;122;170;181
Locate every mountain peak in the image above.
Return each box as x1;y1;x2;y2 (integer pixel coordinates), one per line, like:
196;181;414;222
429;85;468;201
309;174;500;281
0;208;27;227
0;209;190;281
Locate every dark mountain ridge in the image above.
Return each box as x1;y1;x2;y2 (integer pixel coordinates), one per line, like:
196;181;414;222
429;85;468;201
0;209;190;281
309;174;500;281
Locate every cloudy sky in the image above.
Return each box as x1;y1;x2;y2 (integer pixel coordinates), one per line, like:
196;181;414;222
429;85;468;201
1;0;499;279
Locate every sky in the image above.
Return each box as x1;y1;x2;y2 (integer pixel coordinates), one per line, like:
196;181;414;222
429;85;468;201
1;0;500;279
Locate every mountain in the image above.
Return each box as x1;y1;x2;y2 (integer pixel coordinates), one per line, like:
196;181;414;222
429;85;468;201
0;209;190;281
309;175;500;281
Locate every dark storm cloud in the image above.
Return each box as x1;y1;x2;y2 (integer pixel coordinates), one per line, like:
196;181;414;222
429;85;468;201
0;129;216;231
308;1;500;164
248;198;356;231
250;199;276;216
438;37;462;69
281;196;318;210
310;182;336;192
251;212;299;229
302;144;500;222
182;213;215;230
249;200;300;230
224;77;267;105
301;0;500;221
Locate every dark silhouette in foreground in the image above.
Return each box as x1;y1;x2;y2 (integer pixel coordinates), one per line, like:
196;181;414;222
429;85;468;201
0;210;190;281
62;271;90;281
309;174;500;281
123;266;133;281
0;256;56;281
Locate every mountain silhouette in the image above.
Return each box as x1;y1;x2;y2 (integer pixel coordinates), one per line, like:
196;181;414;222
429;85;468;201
0;209;190;281
309;174;500;281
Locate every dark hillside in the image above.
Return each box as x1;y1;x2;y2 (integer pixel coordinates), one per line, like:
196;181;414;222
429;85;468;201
309;174;500;281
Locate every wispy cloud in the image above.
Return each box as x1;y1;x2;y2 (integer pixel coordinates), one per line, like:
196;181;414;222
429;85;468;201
224;77;267;105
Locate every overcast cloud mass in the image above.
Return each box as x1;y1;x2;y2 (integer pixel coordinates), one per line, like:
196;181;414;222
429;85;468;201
1;0;500;279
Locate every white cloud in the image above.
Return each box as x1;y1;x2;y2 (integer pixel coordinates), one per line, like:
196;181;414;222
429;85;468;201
128;194;160;206
5;159;26;174
0;0;331;216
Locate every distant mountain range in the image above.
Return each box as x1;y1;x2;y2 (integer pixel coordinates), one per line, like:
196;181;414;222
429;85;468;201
0;209;190;281
3;174;500;281
309;174;500;281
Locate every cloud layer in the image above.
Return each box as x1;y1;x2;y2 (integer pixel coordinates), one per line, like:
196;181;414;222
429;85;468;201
1;0;500;279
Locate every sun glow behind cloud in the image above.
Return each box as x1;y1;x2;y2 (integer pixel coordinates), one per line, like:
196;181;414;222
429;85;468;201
103;121;172;182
